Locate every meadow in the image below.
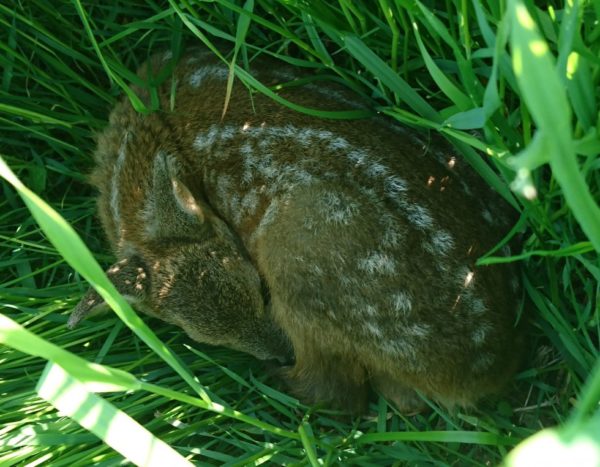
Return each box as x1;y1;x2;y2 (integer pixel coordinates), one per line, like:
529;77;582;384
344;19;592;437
1;0;599;465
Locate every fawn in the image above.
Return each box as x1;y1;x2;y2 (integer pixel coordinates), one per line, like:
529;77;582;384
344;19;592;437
70;48;524;414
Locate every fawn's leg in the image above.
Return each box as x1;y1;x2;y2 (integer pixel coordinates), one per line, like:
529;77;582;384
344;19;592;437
370;372;427;415
276;319;368;414
282;348;368;414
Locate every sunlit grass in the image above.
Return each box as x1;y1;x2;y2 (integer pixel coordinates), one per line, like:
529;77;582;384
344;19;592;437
1;0;599;465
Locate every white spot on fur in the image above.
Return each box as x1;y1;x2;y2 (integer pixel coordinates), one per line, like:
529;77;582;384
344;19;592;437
240;188;259;216
358;252;396;275
318;191;359;225
268;125;296;139
219;126;236;140
384;176;408;197
314;129;334;140
302;215;317;231
404;204;434;230
391;292;412;315
338;275;354;289
240;141;253;156
405;323;430;338
363;305;377;316
366;162;388;178
471;322;492;345
381;339;418;364
482;208;494;224
328;136;350;150
241;147;258;183
347;150;367;167
194;126;219;151
242;126;264;139
276;165;314;188
364;322;383;337
423;229;455;255
258;138;271;149
466;293;487;315
257;155;278;180
188;66;228;87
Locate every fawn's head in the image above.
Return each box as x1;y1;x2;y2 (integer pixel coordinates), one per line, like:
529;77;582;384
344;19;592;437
70;151;291;362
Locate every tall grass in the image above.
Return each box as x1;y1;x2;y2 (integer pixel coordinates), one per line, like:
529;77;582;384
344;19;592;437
1;0;599;465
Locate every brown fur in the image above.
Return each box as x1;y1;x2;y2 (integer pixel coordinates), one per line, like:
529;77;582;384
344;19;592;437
71;48;525;413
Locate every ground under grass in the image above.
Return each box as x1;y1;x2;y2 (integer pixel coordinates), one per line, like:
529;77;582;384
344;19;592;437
1;0;599;465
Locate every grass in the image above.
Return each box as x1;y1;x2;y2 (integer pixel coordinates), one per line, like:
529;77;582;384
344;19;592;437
0;0;599;465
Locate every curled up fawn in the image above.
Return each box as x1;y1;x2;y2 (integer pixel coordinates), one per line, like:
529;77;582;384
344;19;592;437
70;48;524;414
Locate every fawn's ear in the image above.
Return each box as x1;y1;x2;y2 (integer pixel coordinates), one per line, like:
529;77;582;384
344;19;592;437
160;152;205;222
144;152;206;238
68;256;150;328
154;151;205;222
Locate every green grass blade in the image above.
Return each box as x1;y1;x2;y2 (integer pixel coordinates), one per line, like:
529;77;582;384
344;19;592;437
234;66;373;119
0;156;212;402
411;18;472;111
0;312;300;445
0;313;139;392
71;0;147;113
444;107;486;129
141;382;300;440
298;422;320;467
0;103;72;127
568;355;600;430
341;33;440;121
36;362;192;467
357;430;518;445
509;0;600;252
222;0;254;120
302;10;333;67
565;52;596;130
